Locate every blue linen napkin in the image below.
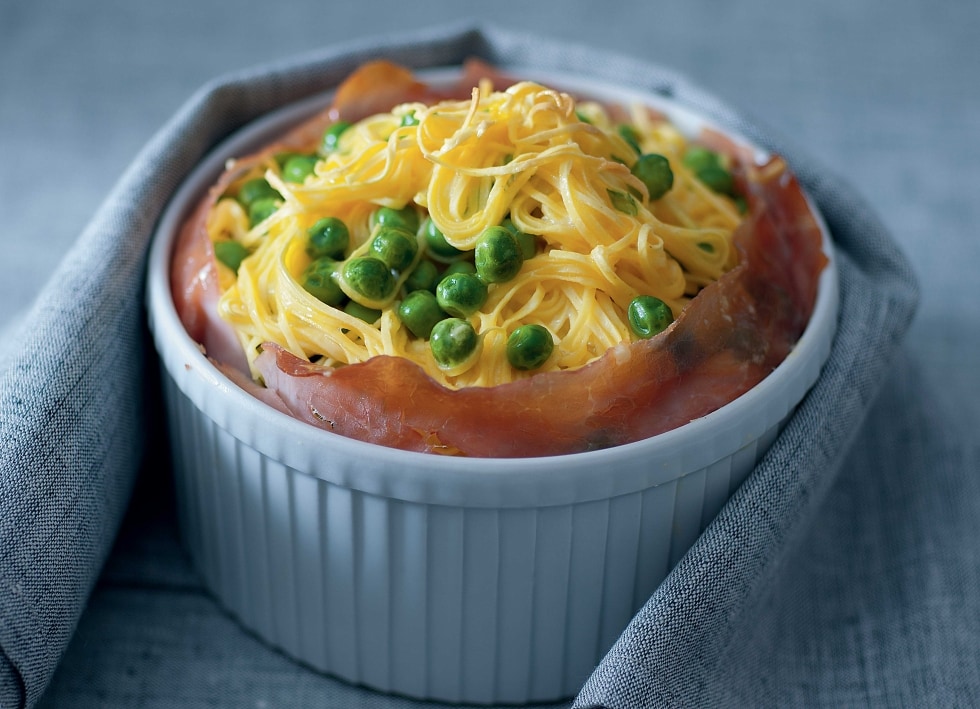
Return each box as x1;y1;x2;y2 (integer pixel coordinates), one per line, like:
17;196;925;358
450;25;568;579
0;22;918;708
573;141;919;709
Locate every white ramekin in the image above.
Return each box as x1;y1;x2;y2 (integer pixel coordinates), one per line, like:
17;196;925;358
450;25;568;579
146;67;838;705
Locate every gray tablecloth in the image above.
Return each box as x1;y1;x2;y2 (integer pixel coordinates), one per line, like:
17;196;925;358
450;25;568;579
2;5;978;708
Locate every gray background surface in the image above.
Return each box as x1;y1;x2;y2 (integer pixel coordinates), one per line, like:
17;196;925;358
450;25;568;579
2;0;977;706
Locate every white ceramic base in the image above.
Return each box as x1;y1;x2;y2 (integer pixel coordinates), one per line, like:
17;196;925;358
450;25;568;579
162;366;778;703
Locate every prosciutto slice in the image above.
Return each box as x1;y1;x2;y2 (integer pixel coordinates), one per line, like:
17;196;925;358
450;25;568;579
171;61;828;458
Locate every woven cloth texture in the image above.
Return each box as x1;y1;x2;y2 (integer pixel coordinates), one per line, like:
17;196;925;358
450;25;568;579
0;23;926;709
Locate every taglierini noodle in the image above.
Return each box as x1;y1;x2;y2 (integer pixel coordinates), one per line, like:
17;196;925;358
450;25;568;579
209;79;744;388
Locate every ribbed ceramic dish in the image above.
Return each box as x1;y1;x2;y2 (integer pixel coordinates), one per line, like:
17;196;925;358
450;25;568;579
146;67;838;705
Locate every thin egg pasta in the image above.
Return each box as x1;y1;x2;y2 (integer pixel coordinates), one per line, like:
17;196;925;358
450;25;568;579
209;78;746;389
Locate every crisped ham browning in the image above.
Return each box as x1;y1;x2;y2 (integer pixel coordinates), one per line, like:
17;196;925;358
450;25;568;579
171;60;827;458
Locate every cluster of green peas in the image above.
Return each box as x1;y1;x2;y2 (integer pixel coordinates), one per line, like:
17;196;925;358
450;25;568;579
213;118;744;374
301;203;560;372
211;147;329;275
615;124;741;208
305;203;677;373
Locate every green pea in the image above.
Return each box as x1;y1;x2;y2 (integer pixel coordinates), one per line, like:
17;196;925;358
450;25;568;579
213;240;249;273
696;165;735;196
306;217;350;260
371;205;420;235
608;189;638;216
506;324;554;371
238;178;279;206
441;260;476;278
274;151;301;169
627;295;674;339
321;120;351;153
344;300;381;324
342;257;395;302
404;259;439;293
301;258;345;306
282;154;318;184
631;154;674;201
400;111;419;127
368;226;418;272
430;318;479;369
502;218;538;259
248;197;281;227
475;226;524;283
618;124;643;154
436;272;488;317
397;290;445;339
682;146;722;173
423;217;463;259
683;147;735;196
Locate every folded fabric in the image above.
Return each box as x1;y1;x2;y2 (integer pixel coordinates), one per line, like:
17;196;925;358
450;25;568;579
0;22;917;709
574;156;918;708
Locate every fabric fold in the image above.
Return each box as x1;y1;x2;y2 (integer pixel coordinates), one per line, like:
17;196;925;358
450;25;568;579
0;22;916;708
573;167;918;709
